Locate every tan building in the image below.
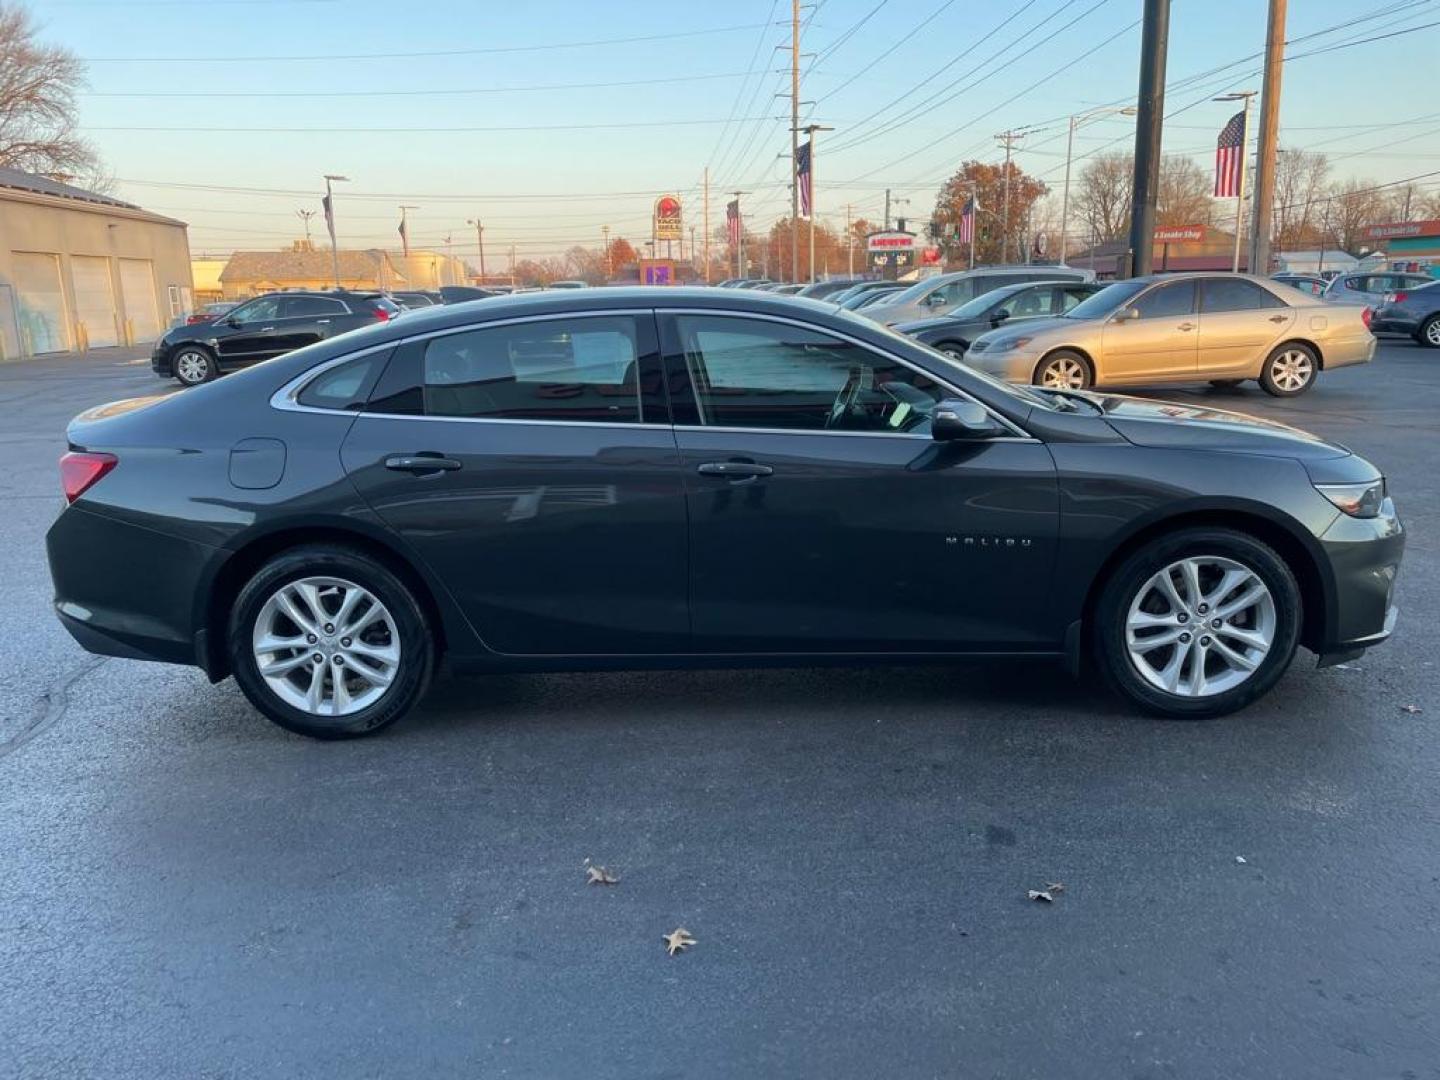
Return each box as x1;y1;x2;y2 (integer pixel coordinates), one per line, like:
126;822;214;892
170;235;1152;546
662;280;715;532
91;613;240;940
0;166;193;360
218;243;409;299
190;257;228;304
393;251;470;290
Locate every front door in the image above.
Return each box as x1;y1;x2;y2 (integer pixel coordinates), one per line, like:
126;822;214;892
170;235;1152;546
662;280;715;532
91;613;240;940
1099;278;1199;382
214;295;284;362
1197;276;1295;375
341;311;688;655
658;311;1060;653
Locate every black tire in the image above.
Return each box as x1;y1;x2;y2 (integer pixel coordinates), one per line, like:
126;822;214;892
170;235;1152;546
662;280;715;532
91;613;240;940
228;545;435;739
934;340;967;360
1033;349;1093;389
1093;528;1301;719
173;345;218;387
1258;342;1318;397
1208;379;1244;389
1418;315;1440;349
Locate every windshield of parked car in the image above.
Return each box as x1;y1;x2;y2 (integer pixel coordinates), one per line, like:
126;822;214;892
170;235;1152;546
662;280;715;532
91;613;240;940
1064;280;1146;320
869;277;939;308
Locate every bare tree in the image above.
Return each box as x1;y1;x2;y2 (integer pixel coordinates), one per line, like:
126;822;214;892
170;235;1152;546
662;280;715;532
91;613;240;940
0;4;101;182
1073;152;1131;245
1155;156;1215;228
1272;149;1331;250
1328;177;1388;255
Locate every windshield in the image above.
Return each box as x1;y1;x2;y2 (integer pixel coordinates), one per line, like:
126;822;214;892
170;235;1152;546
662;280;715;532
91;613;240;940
870;277;940;308
946;288;1019;320
1065;280;1146;320
833;306;1057;411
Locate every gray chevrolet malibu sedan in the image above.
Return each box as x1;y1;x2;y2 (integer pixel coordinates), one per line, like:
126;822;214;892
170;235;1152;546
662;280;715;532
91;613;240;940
47;288;1402;738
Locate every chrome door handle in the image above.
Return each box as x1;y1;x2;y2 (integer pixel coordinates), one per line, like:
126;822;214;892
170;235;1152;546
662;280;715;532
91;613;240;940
1177;322;1196;331
385;455;462;473
260;326;275;331
1268;315;1288;323
317;319;331;324
697;461;773;480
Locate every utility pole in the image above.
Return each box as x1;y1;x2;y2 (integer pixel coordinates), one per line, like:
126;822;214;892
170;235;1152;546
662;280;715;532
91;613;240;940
845;203;854;277
884;188;891;231
703;166;711;283
801;123;833;283
443;234;453;286
994;130;1027;263
467;218;485;282
789;0;801;283
1127;0;1171;277
322;174;349;289
1216;91;1256;272
509;244;516;290
602;224;611;280
296;209;316;245
398;204;417;260
1248;0;1286;277
731;190;748;277
690;226;697;275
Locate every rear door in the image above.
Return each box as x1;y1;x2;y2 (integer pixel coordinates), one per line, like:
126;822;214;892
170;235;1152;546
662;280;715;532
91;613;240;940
1197;276;1294;375
274;295;348;355
214;296;283;363
1099;278;1198;382
340;310;689;655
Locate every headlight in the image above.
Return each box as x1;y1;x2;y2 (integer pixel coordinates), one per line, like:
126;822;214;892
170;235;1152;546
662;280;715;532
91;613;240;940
993;336;1034;353
1316;479;1386;518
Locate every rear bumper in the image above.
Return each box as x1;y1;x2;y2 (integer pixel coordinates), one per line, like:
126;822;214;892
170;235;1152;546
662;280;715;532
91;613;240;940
1368;314;1420;336
1316;497;1404;658
47;503;219;669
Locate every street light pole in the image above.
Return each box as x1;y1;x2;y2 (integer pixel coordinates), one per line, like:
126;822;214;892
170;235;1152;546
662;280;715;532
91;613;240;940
467;218;485;283
1060;106;1137;266
323;174;349;289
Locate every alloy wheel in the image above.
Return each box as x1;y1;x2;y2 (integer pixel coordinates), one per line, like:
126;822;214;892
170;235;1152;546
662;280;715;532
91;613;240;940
1268;348;1313;392
1425;319;1440;346
175;350;210;384
251;576;401;716
1125;556;1276;698
1038;356;1086;389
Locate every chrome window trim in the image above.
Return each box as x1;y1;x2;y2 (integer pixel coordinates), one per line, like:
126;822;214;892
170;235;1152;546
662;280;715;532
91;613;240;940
270;305;1037;442
663;307;1034;440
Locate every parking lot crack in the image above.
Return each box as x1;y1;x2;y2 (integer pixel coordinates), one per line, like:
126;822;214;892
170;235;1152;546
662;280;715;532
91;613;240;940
0;656;109;763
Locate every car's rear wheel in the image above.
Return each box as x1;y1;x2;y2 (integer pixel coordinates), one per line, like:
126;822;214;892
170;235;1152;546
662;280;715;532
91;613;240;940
1419;315;1440;348
935;340;967;360
1259;343;1317;396
1094;528;1301;718
174;346;218;387
228;546;434;739
1033;350;1092;389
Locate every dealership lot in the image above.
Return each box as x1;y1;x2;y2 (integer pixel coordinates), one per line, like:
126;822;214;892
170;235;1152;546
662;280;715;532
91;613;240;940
1;343;1437;1078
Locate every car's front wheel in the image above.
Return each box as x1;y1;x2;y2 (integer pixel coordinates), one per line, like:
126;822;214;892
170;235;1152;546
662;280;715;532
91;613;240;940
228;546;435;738
1033;350;1092;389
934;340;967;360
1259;343;1317;396
1418;315;1440;349
173;346;218;387
1094;528;1301;718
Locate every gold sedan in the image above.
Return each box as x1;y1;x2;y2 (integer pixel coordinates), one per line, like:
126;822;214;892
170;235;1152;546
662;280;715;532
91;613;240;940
962;272;1375;396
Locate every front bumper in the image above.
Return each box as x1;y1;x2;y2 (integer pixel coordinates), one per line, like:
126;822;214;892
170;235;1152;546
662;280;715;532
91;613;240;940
1316;496;1403;661
150;341;172;377
964;347;1039;383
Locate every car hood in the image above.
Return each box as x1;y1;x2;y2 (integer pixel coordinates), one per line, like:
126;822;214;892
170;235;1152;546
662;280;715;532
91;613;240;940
1094;393;1351;460
970;315;1073;347
893;315;963;334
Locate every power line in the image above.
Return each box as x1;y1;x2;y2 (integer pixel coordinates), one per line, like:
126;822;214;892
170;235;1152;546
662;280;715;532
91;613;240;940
88;116;779;135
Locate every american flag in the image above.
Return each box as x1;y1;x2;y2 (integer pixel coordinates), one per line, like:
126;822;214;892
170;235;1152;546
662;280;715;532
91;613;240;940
1214;110;1247;198
796;140;813;217
726;198;741;245
958;195;976;244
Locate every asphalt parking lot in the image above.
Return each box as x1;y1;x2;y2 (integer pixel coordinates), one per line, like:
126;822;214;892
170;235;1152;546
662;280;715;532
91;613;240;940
1;342;1436;1079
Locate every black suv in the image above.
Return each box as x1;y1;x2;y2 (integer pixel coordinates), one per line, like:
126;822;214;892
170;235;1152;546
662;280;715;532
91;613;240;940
152;290;401;386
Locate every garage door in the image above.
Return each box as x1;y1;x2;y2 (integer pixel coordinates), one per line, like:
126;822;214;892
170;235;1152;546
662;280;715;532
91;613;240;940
118;259;161;342
71;256;120;348
11;252;69;355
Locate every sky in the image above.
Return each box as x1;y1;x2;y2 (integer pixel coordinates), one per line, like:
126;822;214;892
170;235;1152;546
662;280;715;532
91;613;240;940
30;0;1440;266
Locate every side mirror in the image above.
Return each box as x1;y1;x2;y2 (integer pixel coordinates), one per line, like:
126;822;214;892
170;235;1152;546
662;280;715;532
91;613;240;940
931;398;1001;441
992;308;1011;325
225;316;242;328
1112;306;1140;323
926;292;947;306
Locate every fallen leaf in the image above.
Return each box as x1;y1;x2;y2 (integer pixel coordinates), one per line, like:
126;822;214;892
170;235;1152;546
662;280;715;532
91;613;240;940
1027;889;1054;903
1235;855;1247;864
663;927;697;956
1045;882;1066;894
585;865;618;886
1400;704;1422;715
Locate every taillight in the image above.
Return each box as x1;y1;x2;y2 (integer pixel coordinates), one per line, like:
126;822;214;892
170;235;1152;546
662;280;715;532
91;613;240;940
1361;306;1373;330
60;451;117;504
1392;291;1408;304
372;305;395;322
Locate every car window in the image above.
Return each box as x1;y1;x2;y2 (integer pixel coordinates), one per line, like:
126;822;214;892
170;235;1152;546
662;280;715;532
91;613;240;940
1132;280;1196;319
1060;286;1095;311
283;296;347;318
422;316;641;423
297;351;389;411
1201;278;1287;313
670;314;945;434
230;297;282;323
1004;287;1056;318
